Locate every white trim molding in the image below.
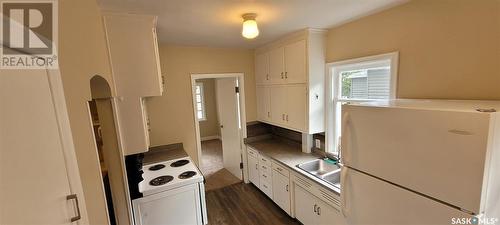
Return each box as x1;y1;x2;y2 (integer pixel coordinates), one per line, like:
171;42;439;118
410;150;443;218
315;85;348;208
200;135;221;141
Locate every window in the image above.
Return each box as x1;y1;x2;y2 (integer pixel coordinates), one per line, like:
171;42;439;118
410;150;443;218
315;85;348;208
326;52;398;154
195;82;206;121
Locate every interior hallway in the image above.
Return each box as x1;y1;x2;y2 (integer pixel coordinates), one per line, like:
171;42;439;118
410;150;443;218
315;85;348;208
200;139;241;191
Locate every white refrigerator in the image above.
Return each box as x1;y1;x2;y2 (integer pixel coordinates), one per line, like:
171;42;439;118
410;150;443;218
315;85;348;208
340;99;500;225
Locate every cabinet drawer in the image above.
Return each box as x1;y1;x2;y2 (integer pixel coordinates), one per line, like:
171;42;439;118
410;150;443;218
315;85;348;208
260;181;273;198
260;170;272;184
260;163;272;175
259;155;272;167
272;161;289;178
247;147;259;158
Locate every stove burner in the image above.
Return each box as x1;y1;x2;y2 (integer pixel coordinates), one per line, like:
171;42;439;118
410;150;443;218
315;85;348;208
170;159;189;167
148;164;166;171
178;171;197;179
149;175;173;186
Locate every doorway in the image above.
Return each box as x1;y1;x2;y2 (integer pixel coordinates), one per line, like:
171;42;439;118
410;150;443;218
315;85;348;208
88;76;132;225
191;73;248;191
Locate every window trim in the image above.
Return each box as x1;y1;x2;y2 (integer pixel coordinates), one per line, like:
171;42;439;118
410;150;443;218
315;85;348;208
195;82;207;121
325;52;399;154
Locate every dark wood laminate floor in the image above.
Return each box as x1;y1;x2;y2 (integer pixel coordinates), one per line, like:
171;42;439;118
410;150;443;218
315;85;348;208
206;182;301;225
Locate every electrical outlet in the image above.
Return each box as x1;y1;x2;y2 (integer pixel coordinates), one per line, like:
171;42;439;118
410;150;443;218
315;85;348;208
315;139;321;148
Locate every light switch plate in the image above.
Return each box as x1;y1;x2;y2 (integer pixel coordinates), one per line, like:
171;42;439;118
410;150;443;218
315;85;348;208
315;139;321;148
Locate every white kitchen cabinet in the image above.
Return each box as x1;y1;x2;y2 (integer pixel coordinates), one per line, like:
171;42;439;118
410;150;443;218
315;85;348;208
103;13;163;97
247;151;260;186
255;29;326;134
284;40;306;84
268;85;307;132
270;86;288;125
256;86;271;122
294;184;343;225
114;97;151;155
255;52;270;84
269;47;285;84
272;169;291;215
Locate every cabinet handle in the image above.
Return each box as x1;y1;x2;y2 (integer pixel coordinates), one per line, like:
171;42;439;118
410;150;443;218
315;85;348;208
282;114;285;121
286;115;289;121
277;167;282;171
263;184;268;188
285;184;289;192
267;111;270;117
285;71;288;79
266;74;269;80
67;194;81;222
281;72;284;79
313;204;317;213
317;206;321;215
262;165;266;169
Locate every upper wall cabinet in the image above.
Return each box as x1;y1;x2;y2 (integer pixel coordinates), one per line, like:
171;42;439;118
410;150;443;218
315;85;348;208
103;13;164;97
255;29;326;134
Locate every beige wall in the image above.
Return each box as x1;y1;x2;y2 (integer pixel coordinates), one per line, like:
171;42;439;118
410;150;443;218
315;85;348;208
197;79;221;138
326;0;500;99
147;45;256;163
59;0;113;224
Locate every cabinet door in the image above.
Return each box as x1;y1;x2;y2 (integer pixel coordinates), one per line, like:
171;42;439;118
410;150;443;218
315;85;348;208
247;155;260;186
270;86;287;125
272;170;291;215
294;184;318;225
286;85;307;131
103;14;162;97
318;200;345;225
269;47;285;84
255;52;270;84
256;86;271;122
284;40;307;84
115;97;150;155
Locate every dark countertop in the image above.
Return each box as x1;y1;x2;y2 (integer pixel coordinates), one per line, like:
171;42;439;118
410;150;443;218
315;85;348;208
246;137;340;194
143;143;188;165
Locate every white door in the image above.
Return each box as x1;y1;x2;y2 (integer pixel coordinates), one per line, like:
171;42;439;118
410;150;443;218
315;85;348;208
0;69;86;224
341;167;472;225
270;86;287;125
272;170;291;215
286;85;307;131
255;52;269;84
216;78;242;180
284;40;306;84
256;86;271;122
247;155;260;186
294;184;318;225
268;47;285;84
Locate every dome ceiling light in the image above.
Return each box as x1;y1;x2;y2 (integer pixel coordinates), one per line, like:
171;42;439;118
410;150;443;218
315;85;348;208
241;13;259;39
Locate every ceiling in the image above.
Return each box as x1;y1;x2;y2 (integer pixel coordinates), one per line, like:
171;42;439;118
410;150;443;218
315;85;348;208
97;0;409;49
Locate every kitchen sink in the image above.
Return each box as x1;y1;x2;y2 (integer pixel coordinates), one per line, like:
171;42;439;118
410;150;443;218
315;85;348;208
297;159;341;187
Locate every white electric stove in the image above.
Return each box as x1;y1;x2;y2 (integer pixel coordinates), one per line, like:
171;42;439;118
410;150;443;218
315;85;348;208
132;157;207;225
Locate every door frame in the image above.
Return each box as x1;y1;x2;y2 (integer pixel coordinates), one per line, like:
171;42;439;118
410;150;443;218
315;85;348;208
190;73;248;182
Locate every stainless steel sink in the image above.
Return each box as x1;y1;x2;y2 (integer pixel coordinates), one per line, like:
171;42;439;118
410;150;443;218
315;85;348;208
297;159;341;187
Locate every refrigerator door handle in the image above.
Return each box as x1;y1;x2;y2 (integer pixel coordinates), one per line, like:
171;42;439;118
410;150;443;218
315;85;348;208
340;168;349;218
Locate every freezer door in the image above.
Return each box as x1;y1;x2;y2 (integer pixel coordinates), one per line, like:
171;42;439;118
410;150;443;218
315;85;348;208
341;105;490;214
341;168;473;225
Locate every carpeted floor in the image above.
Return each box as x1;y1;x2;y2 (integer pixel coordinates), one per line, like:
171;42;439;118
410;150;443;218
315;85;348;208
200;139;241;191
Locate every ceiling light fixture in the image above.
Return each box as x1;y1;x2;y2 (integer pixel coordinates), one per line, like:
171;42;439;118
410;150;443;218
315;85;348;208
241;13;259;39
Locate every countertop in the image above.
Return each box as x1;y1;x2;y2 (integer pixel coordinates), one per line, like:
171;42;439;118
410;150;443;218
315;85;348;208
143;143;188;165
246;137;341;194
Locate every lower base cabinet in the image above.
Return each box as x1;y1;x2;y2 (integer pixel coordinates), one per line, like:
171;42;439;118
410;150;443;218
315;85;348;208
294;183;346;225
272;169;291;215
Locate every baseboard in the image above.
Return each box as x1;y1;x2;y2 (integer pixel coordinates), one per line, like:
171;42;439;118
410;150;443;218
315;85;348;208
201;135;221;141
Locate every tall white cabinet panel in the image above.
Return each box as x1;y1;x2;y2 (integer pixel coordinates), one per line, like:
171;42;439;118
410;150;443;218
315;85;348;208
294;184;319;225
114;97;151;155
1;69;87;224
272;170;291;215
270;86;288;125
255;52;270;84
286;85;307;131
256;86;271;122
284;40;306;84
103;14;163;97
269;47;285;84
247;152;260;186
